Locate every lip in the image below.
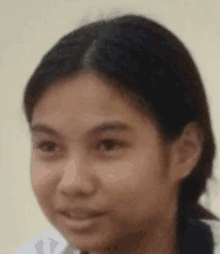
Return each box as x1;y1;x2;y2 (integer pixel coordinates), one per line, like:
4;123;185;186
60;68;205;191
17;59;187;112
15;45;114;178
59;212;105;232
57;207;106;218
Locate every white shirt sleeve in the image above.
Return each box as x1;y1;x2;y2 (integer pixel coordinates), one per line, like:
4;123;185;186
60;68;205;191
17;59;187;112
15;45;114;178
13;229;75;254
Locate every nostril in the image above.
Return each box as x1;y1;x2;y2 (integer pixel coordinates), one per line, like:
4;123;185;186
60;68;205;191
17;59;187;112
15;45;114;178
62;212;71;218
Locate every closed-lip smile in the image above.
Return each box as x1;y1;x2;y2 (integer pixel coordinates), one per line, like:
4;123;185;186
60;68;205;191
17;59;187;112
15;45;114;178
57;207;106;219
57;207;106;231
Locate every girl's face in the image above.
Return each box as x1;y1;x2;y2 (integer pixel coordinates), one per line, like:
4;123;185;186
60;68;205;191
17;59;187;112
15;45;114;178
30;72;190;253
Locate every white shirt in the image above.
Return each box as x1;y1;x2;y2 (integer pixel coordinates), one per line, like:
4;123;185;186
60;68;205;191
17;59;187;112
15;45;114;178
14;219;220;254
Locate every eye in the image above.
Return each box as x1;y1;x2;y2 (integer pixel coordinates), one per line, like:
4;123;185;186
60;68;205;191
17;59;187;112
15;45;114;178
97;139;125;153
37;141;58;154
35;139;127;160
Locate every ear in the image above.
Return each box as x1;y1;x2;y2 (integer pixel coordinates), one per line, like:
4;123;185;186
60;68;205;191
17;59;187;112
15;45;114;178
168;121;204;183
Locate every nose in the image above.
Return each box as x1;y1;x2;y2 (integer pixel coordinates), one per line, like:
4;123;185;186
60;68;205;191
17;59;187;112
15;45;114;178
57;157;96;197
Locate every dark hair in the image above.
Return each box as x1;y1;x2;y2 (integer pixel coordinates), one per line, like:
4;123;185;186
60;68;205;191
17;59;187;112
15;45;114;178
22;13;219;252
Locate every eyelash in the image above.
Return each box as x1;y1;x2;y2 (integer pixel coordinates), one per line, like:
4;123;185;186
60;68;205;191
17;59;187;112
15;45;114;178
36;139;126;158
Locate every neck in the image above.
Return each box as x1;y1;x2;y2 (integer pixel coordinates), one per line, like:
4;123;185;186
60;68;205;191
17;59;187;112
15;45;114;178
86;198;179;254
88;215;178;254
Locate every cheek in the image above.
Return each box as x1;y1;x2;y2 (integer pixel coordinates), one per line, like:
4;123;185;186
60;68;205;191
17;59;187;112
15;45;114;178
124;150;165;206
31;161;55;207
31;167;57;223
107;154;162;204
31;157;53;184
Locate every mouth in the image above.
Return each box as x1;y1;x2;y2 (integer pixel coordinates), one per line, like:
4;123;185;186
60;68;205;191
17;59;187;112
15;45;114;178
63;211;103;219
59;212;105;232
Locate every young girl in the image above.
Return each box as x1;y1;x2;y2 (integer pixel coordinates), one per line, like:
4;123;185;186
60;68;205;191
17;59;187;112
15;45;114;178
16;13;220;254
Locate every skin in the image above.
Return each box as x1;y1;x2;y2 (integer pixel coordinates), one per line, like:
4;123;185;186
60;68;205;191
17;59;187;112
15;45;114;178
30;71;203;254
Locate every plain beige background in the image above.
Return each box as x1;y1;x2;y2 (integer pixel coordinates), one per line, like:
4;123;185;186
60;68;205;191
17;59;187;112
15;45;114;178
0;0;219;253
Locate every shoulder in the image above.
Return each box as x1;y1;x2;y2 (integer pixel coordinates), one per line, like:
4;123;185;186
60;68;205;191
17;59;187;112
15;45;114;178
14;229;79;254
200;219;220;254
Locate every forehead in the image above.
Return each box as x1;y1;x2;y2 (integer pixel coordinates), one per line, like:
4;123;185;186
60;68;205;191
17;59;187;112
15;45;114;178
31;72;158;139
33;73;141;120
36;73;118;109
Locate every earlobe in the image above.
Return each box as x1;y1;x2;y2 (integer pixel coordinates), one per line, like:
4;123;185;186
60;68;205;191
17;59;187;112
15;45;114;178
174;122;203;179
183;122;203;164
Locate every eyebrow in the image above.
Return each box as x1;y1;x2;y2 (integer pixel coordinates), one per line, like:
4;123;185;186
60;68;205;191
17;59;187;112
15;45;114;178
30;121;134;139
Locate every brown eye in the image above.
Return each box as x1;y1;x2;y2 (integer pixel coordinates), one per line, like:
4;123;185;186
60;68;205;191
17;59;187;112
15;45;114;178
37;141;58;153
97;139;124;152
